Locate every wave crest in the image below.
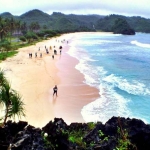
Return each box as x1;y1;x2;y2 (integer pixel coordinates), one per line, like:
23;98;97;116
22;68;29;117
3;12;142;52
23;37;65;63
131;40;150;48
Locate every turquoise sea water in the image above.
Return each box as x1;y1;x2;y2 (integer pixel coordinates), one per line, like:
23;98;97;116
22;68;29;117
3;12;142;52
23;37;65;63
67;32;150;124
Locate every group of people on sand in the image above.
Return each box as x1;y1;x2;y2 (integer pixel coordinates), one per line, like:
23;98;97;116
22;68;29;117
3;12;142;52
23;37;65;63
29;52;42;58
28;38;69;97
28;36;68;60
28;44;63;59
29;53;32;58
52;39;69;97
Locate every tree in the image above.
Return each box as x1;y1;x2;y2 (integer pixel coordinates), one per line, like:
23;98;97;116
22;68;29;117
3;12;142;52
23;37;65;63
9;17;16;38
25;31;38;43
43;25;48;30
29;22;40;32
0;39;12;60
24;31;33;43
15;20;22;36
21;22;27;35
19;36;26;42
0;69;25;126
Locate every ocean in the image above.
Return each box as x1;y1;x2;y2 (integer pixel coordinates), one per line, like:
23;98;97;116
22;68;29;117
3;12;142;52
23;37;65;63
67;32;150;124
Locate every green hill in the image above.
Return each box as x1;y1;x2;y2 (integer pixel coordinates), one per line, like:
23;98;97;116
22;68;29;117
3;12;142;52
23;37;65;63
20;9;51;26
0;12;19;20
19;10;103;31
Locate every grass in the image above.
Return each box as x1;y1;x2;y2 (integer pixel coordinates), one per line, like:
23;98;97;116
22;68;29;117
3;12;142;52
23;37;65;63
87;122;96;130
0;37;44;62
114;127;130;150
0;51;18;61
41;132;55;149
68;129;86;148
114;118;137;150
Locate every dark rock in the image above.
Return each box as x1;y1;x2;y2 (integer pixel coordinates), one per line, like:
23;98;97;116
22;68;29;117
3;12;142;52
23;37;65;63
0;121;28;150
128;119;150;150
5;120;28;136
104;116;118;136
121;28;135;35
42;118;69;150
11;125;45;150
0;117;150;150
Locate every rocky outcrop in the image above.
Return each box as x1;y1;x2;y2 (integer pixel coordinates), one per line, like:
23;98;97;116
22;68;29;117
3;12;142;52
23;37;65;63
112;18;136;35
0;117;150;150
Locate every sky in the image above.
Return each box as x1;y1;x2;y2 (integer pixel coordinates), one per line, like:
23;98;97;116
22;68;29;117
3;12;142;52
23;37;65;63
0;0;149;18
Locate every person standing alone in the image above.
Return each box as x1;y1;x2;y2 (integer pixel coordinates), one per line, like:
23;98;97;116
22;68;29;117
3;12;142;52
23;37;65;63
53;85;58;96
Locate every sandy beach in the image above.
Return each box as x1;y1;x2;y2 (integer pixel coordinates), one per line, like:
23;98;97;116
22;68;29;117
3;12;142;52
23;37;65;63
0;33;99;128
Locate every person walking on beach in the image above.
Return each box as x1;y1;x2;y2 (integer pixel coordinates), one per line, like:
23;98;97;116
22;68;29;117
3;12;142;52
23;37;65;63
53;85;58;96
35;52;37;58
40;53;42;58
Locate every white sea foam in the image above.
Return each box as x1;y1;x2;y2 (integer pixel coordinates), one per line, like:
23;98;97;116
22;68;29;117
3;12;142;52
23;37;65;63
71;40;122;46
131;40;150;48
68;37;129;123
81;71;150;123
98;40;122;44
81;83;131;123
68;33;150;124
103;74;150;96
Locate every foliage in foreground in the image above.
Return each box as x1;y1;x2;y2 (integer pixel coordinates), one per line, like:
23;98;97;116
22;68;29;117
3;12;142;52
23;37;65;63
0;117;149;149
0;69;25;126
41;118;138;150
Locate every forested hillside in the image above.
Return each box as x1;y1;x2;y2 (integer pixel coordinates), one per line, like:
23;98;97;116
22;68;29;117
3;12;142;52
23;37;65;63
0;9;103;32
1;9;150;33
20;9;51;26
19;10;103;32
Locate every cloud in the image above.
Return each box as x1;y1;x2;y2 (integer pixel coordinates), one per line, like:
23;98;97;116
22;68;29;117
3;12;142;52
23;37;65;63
0;0;149;18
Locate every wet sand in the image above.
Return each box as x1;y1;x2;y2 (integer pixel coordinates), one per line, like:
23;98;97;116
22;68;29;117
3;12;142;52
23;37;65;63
0;33;100;127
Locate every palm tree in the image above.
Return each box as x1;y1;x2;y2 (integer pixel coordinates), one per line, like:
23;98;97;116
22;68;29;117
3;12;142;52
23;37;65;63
34;22;40;32
15;20;21;36
20;22;27;34
9;17;15;37
0;18;9;41
29;22;36;32
29;22;40;32
0;69;6;86
0;69;25;125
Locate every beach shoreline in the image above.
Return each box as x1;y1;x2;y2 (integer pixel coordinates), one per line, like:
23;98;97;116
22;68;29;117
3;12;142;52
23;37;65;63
0;33;100;127
53;34;100;124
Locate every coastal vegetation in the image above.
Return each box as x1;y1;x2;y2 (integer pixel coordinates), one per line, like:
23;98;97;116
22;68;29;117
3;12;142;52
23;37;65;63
0;9;150;56
0;15;61;61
